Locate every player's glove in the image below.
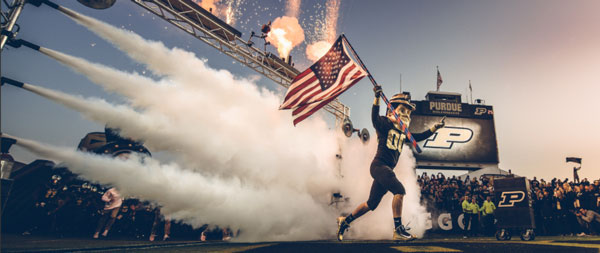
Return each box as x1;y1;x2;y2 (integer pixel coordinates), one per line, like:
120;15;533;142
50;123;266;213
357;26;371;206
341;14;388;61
431;116;446;132
373;85;382;98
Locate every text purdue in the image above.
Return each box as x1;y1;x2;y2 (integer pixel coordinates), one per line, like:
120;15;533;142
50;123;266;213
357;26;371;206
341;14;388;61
429;102;462;112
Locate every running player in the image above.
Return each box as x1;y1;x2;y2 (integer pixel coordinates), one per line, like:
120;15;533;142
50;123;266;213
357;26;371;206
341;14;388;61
337;85;445;241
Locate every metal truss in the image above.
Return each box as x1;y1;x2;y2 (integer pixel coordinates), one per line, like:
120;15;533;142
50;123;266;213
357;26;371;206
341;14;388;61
131;0;350;124
0;0;26;50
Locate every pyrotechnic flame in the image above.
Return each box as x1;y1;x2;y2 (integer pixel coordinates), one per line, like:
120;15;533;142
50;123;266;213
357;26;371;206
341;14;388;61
266;16;305;59
193;0;241;25
271;28;292;57
196;0;219;13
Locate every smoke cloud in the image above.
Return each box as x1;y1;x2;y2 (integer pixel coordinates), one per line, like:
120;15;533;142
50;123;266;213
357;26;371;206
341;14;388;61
34;46;341;195
9;135;336;241
286;0;301;18
11;5;431;241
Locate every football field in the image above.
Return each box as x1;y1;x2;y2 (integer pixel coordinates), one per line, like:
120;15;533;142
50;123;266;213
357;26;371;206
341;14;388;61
2;234;600;252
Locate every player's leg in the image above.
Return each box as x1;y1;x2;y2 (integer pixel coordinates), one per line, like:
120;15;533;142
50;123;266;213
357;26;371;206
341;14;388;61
93;210;108;238
337;180;385;241
102;207;120;237
393;194;403;217
375;167;414;241
370;164;414;240
391;193;414;241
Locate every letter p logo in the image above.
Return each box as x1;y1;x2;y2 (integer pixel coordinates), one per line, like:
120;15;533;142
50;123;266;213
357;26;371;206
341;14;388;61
498;191;525;207
474;108;487;115
424;127;473;149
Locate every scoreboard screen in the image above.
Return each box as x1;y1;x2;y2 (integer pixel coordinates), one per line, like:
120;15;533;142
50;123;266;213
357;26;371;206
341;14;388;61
408;99;499;165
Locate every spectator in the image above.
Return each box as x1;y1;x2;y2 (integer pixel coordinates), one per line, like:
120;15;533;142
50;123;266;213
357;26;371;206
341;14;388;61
468;197;481;237
573;166;581;184
481;196;496;235
539;190;553;235
576;208;600;235
462;195;472;238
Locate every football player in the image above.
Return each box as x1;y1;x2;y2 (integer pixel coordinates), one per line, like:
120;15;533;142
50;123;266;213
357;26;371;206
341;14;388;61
337;85;445;241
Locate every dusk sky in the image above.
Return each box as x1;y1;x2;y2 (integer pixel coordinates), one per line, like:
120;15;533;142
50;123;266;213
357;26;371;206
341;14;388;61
2;0;599;181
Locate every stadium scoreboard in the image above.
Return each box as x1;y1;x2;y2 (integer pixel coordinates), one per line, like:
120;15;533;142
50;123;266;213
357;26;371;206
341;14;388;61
408;91;499;170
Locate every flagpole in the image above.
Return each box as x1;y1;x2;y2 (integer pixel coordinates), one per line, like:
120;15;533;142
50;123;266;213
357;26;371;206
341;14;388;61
469;80;473;104
341;35;422;153
436;66;439;91
399;73;402;93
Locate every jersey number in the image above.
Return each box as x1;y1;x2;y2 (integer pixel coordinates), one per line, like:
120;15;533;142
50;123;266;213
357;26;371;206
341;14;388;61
386;129;405;151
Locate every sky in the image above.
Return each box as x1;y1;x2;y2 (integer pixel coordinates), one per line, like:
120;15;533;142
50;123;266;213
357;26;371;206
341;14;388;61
2;0;600;182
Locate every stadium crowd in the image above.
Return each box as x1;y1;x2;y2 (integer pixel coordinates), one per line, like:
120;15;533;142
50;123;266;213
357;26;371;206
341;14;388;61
418;172;600;237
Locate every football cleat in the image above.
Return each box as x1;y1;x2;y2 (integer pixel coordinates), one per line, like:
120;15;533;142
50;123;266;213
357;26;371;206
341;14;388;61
393;225;416;241
337;216;350;241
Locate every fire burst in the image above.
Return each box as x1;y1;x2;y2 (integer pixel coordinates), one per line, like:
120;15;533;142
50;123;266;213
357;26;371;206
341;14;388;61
267;16;305;59
193;0;243;25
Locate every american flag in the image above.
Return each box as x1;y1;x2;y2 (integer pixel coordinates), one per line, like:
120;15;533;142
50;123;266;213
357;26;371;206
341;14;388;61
280;36;366;125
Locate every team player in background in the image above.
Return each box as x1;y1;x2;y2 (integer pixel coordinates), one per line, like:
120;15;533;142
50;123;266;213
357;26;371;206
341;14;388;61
337;85;445;241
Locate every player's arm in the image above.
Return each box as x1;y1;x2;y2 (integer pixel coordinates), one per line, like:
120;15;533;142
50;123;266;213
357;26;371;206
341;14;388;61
371;85;386;131
412;116;446;142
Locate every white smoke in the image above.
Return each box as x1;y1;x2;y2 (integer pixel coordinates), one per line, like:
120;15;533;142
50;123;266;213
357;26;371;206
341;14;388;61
9;135;336;241
28;47;343;200
9;5;432;241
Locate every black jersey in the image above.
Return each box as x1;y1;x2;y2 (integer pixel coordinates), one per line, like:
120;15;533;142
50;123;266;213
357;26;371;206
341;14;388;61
371;103;434;168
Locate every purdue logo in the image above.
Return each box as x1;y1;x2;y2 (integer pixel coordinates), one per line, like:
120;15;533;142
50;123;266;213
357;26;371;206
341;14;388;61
474;107;487;115
423;127;473;149
498;191;525;207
